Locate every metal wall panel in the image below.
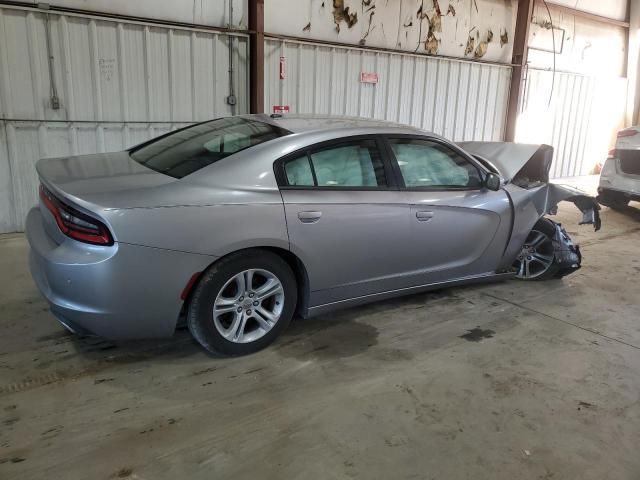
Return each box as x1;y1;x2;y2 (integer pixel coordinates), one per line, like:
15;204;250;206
0;5;249;232
264;38;512;142
519;69;628;178
18;0;247;30
0;122;13;233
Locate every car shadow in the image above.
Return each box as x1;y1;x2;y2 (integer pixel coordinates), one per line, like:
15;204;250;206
52;282;492;370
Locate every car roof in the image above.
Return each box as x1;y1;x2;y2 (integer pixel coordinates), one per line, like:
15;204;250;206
240;113;427;135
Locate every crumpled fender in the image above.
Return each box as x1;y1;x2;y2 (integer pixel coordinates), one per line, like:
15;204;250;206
550;221;582;278
459;141;601;231
498;182;600;271
545;184;602;231
461;141;603;273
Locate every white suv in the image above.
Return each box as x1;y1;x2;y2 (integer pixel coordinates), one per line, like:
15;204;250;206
598;127;640;208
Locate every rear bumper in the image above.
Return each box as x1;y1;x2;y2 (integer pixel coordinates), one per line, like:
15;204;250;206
598;159;640;197
26;207;216;340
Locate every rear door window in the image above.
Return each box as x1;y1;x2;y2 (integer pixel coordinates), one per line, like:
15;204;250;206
282;139;388;188
130;117;290;178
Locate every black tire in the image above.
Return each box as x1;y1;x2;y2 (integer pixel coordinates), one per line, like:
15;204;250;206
513;218;561;281
597;189;629;210
187;249;297;356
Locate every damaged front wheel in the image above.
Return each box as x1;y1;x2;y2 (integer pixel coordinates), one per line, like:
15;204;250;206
513;218;560;280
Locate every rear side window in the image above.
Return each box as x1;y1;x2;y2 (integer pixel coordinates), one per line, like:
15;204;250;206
130;117;290;178
284;155;315;186
282;139;387;188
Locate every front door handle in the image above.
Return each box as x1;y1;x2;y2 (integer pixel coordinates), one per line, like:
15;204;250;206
415;210;434;221
298;211;322;223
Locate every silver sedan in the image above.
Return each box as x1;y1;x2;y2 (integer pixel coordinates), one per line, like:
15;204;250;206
26;115;600;356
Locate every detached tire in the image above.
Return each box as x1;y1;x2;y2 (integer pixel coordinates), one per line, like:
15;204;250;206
513;218;561;281
187;250;297;356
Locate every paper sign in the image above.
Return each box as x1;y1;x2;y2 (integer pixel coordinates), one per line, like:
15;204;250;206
360;72;379;84
273;105;290;114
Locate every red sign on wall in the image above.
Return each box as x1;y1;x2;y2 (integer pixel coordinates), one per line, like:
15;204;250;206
280;56;286;80
273;105;290;114
360;72;379;84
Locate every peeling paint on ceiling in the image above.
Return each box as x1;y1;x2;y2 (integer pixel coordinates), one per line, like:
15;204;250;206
333;0;358;33
425;29;439;54
474;40;488;58
464;32;476;56
500;28;508;48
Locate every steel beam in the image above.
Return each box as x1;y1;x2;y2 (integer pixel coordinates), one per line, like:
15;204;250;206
537;0;630;29
505;0;534;142
248;0;264;114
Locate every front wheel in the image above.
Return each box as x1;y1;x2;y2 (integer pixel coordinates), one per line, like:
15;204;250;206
187;250;297;356
513;218;560;281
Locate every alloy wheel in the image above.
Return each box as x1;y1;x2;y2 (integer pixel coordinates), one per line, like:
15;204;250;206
513;229;555;279
213;269;285;343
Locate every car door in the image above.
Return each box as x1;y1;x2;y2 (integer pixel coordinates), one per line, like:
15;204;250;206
277;136;410;307
383;135;513;286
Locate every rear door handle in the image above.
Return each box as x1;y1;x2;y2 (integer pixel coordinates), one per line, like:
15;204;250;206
298;211;322;223
415;210;434;221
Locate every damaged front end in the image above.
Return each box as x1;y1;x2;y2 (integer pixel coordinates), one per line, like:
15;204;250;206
550;223;582;278
459;141;600;278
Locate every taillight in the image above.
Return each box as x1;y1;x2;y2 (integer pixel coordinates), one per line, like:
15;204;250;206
607;148;617;159
39;185;114;246
617;129;638;138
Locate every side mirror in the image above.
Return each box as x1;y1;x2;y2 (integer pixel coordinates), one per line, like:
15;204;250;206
484;172;502;191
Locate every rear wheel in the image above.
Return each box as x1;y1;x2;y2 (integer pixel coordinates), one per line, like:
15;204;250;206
187;250;297;356
513;218;560;281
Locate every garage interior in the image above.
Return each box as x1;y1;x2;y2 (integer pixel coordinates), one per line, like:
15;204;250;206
1;0;639;478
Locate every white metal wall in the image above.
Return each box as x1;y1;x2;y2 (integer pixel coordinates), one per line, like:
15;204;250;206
265;38;512;142
518;69;628;178
0;5;248;232
19;0;248;29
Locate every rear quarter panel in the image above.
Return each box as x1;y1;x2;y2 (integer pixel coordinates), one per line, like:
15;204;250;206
103;189;289;257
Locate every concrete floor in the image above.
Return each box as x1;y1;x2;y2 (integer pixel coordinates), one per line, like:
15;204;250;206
1;177;640;480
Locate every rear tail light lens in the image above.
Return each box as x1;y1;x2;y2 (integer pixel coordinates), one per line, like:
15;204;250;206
617;129;638;138
39;185;114;246
607;148;617;159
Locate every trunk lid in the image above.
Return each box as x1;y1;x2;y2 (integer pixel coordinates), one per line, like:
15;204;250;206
36;151;176;210
36;152;176;244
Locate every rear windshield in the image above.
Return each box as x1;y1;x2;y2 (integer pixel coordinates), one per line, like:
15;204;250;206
129;117;290;178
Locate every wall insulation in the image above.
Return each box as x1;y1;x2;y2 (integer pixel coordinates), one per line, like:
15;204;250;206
265;38;511;141
266;0;517;63
0;5;249;232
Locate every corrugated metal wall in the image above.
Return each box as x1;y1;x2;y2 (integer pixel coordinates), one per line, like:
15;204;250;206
265;38;512;142
519;69;628;178
0;5;248;232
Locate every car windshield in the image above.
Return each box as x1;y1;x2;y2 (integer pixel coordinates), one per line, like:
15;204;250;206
129;117;290;178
